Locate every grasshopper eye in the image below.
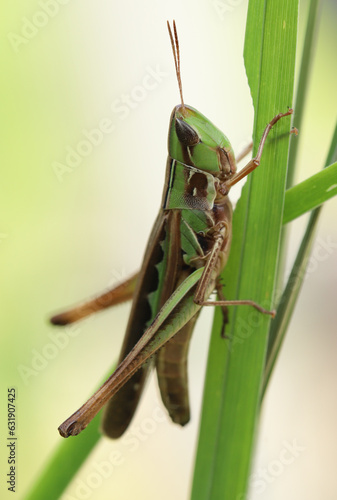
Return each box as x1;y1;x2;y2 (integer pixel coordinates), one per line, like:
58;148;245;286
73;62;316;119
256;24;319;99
175;118;200;146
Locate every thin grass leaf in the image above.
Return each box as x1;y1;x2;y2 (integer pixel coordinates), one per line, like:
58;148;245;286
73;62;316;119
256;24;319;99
263;0;320;393
283;160;337;224
264;121;337;393
287;0;322;188
191;1;298;499
266;0;334;389
275;0;322;302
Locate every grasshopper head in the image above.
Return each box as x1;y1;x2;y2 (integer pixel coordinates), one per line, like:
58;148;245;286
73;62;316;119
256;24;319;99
168;104;237;181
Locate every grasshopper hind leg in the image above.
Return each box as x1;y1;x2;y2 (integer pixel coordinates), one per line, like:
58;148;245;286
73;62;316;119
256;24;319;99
101;362;152;438
50;272;139;325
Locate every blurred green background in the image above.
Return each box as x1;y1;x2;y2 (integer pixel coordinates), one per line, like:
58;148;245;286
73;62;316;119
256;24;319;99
1;1;336;499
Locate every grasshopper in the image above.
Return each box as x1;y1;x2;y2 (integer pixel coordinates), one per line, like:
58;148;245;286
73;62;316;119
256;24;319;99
52;21;293;438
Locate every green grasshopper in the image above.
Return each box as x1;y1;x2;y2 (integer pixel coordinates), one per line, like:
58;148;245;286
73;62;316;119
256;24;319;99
52;21;293;438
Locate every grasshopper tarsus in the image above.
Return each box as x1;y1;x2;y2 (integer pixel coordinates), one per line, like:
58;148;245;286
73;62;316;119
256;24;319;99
221;330;233;340
58;413;90;437
58;420;77;438
50;313;72;326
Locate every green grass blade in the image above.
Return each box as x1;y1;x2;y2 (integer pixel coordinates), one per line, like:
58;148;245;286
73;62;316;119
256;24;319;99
283;160;337;224
325;121;337;166
191;1;298;499
275;0;322;300
267;0;323;384
287;0;322;188
264;121;337;393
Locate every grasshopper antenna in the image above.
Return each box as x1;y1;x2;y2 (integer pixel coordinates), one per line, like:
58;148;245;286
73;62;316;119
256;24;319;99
167;20;186;113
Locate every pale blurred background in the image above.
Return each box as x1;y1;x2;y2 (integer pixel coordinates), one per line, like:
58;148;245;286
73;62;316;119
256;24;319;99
1;1;336;499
